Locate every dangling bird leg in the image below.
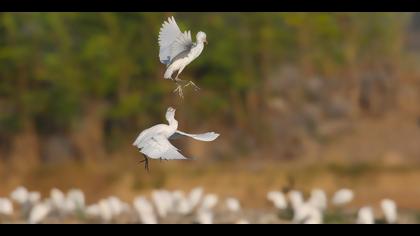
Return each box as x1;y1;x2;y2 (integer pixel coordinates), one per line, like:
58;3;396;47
173;76;184;98
145;158;150;173
140;155;150;173
184;81;200;91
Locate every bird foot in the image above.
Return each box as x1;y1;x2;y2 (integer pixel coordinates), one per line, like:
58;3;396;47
173;84;184;98
184;81;200;91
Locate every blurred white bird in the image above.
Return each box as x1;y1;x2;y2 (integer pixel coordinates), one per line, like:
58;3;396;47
28;201;51;224
187;187;204;210
357;206;374;224
10;186;40;218
98;199;113;222
50;188;66;213
133;107;219;171
200;194;219;211
28;192;41;204
106;196;129;217
293;203;323;224
171;190;192;215
196;208;213;224
267;191;288;210
288;190;304;211
308;189;328;211
10;186;29;205
85;204;101;219
332;189;354;207
151;190;173;218
381;199;397;224
133;197;158;224
0;198;13;216
158;16;208;98
66;189;85;211
225;198;241;212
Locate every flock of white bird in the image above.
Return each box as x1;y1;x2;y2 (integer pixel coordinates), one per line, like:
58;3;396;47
0;186;242;224
267;188;398;224
0;186;399;224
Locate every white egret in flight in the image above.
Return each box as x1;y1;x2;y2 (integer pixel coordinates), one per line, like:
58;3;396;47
158;16;208;98
133;107;219;171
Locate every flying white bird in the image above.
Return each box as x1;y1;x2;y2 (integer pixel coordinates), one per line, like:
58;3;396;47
158;16;208;98
133;107;219;171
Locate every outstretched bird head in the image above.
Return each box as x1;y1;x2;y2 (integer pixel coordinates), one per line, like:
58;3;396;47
166;107;176;122
196;31;207;45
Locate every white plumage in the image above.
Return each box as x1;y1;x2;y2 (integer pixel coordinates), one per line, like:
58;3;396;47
356;206;374;224
308;189;328;211
381;199;397;224
28;201;51;224
332;188;354;206
0;198;13;216
267;191;288;210
133;107;219;171
133;197;158;224
225;198;241;212
158;16;208;97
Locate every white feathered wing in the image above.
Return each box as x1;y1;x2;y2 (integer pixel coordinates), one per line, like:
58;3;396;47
140;135;188;160
158;16;193;65
170;131;219;142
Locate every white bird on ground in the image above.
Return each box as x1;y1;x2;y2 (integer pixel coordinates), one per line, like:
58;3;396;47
200;194;219;211
28;201;51;224
98;199;113;222
267;191;288;210
0;198;13;216
171;190;192;215
293;203;323;224
66;189;85;211
158;16;208;98
288;190;304;211
332;188;354;207
106;196;130;217
28;191;41;204
133;197;158;224
133;107;219;171
151;190;174;218
308;189;328;211
225;198;241;212
50;188;66;213
357;206;375;224
10;186;29;204
381;199;397;224
196;208;213;224
187;187;204;210
85;204;101;219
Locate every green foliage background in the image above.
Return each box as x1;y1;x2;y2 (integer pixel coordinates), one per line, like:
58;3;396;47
0;13;411;156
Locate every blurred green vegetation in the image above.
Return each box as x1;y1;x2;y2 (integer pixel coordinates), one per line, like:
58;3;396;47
0;13;413;161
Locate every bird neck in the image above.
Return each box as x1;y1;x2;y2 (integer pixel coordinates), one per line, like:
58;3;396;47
168;118;178;129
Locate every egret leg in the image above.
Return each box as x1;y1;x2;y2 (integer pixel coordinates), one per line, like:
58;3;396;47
184;81;200;91
173;76;184;98
140;155;150;173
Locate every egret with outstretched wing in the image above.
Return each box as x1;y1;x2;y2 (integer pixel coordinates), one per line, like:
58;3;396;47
133;107;219;171
158;16;208;98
